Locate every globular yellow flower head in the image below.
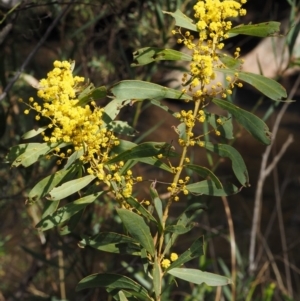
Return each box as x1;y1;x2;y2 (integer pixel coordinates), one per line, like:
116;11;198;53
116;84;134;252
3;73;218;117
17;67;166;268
161;259;171;269
23;60;141;201
170;252;179;262
34;61;119;165
174;0;247;98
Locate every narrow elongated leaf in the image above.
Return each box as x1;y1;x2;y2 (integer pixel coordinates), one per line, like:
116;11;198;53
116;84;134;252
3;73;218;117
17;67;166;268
59;210;83;235
135;157;174;173
22;126;47;139
186;180;239;196
5;143;34;163
110;80;192;101
63;149;84;170
215;69;286;101
118;291;129;301
47;175;96;201
116;209;155;257
150;186;163;226
112;140;174;173
228;22;281;37
112;139;136;154
76;273;151;301
205;113;234;139
166;237;204;271
107;120;137;136
42;200;60;219
218;54;243;69
125;197;157;224
163;203;204;256
102;98;132;126
167;268;232;286
107;142;176;164
79;233;141;255
7;142;68;167
78;84;107;106
165;224;194;234
163;9;197;32
203;142;249;187
36;192;102;231
28;165;78;202
185;164;222;189
150;99;176;116
212;98;272;144
132;47;192;66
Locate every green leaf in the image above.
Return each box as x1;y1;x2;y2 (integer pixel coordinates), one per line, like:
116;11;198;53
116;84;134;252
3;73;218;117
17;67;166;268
163;9;197;32
116;209;155;257
125;197;157;224
76;273;152;301
163;203;204;256
135;157;174;173
42;200;60;219
166;237;204;272
7;142;68;167
36;192;102;231
218;54;243;69
132;47;192;66
205;112;234;139
22;126;47;139
165;224;194;235
212;98;272;144
150;99;176;116
215;69;287;101
112;140;174;173
112;139;136;154
28;165;78;202
186;180;239;196
59;210;83;235
110;80;192;101
118;291;129;301
167;268;232;286
63;149;84;169
79;232;141;255
203;142;249;187
185;164;222;189
107;142;176;164
107;121;137;136
228;22;281;37
102;98;132;126
77;84;107;106
47;175;96;201
150;186;163;226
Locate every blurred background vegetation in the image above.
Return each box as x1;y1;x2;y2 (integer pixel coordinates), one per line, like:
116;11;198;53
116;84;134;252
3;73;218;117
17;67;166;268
0;0;299;300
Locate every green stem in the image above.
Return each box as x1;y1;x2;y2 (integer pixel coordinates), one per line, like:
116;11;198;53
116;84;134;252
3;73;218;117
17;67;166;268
154;97;203;301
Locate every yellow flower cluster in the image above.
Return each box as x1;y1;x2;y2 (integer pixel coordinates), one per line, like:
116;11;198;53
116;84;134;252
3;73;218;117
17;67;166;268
167;176;190;200
23;60;140;200
174;0;246;98
29;61;118;165
161;252;179;269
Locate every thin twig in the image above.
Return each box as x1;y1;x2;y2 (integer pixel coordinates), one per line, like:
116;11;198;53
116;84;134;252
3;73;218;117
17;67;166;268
58;241;66;300
0;0;76;102
272;150;293;297
248;73;300;274
258;232;288;295
221;196;236;301
249;134;294;273
214;286;222;301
